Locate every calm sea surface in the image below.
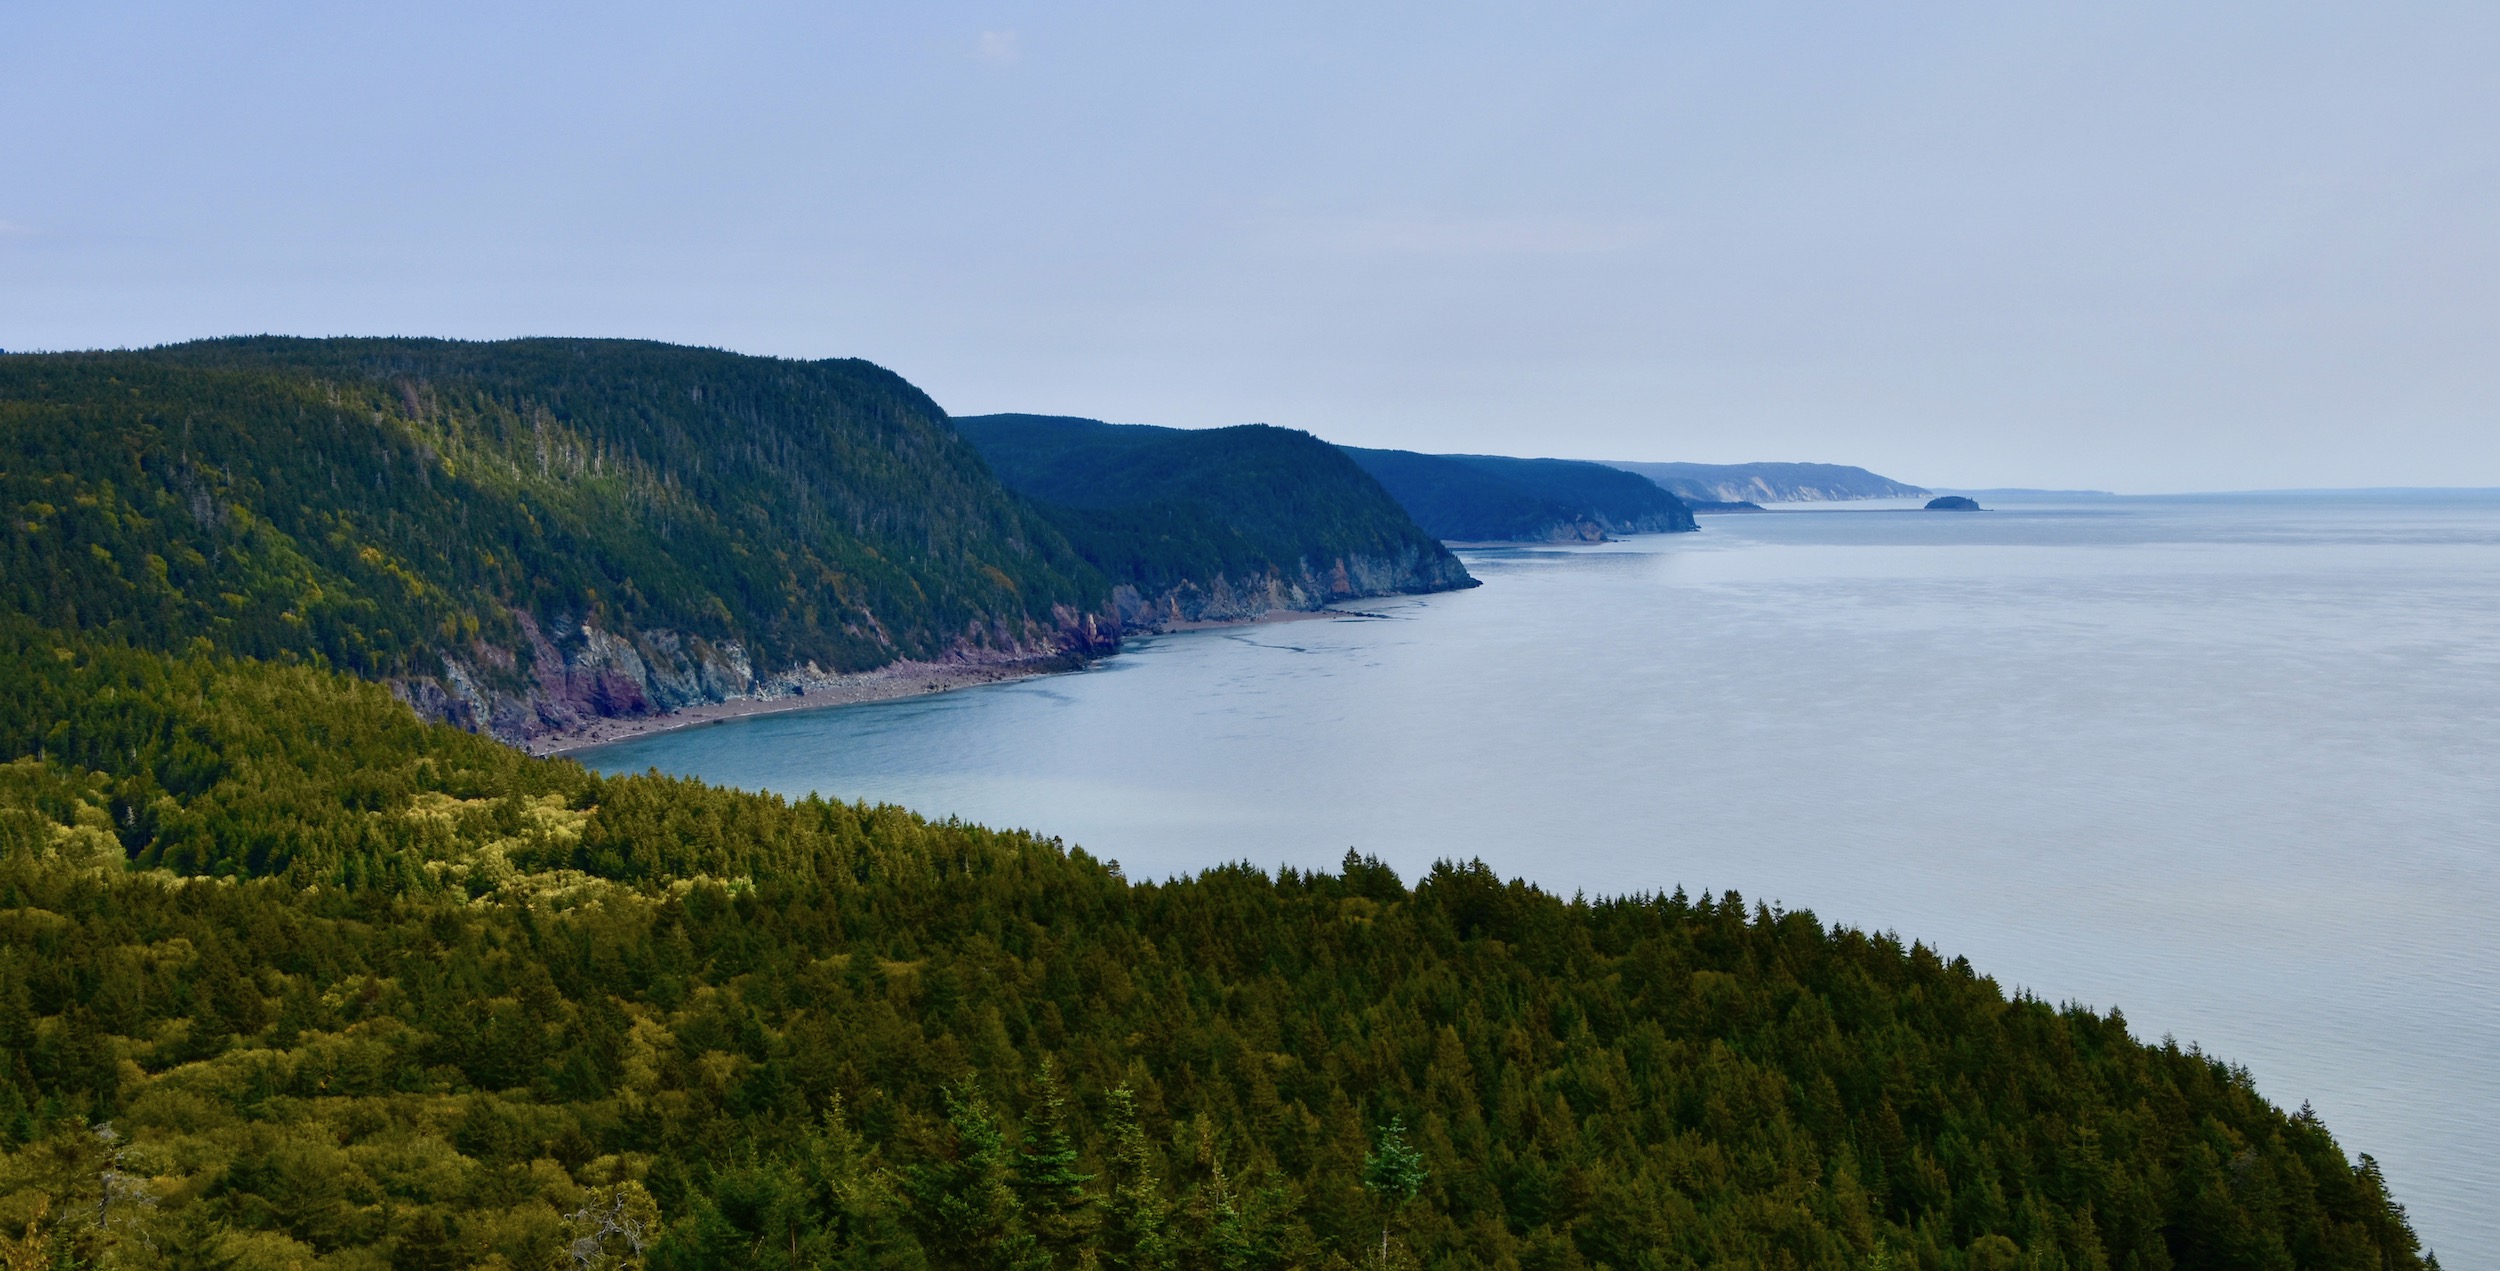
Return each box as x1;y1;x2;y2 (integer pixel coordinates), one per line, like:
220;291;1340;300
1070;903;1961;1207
588;492;2500;1263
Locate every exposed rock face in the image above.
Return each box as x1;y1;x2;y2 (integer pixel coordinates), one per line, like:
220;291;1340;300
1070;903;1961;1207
387;546;1469;747
387;546;1465;747
1109;546;1475;628
394;607;1114;747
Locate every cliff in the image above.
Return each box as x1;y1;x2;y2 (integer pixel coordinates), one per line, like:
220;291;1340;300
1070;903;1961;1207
954;413;1475;623
1610;459;1929;503
0;339;1118;745
1339;447;1697;541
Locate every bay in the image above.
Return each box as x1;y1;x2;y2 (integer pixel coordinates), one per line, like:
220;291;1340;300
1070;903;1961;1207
586;492;2500;1263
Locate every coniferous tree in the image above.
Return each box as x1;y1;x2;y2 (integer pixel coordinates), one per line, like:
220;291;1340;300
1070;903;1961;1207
1095;1087;1171;1271
904;1081;1036;1271
792;1095;909;1266
1011;1061;1098;1269
1361;1118;1426;1269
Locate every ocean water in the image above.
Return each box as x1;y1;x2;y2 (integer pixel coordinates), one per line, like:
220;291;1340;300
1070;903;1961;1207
587;492;2500;1263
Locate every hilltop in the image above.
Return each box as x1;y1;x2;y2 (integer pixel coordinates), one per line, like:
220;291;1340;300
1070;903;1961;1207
953;414;1473;626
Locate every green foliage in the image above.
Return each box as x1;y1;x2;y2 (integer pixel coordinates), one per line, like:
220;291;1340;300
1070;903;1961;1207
1361;1119;1426;1207
0;339;1108;692
0;634;2438;1269
953;414;1471;598
1013;1062;1097;1268
906;1081;1038;1271
1096;1088;1171;1271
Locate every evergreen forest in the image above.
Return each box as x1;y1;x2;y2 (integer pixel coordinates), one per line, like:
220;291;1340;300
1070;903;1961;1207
952;415;1470;602
0;339;1110;726
1334;450;1694;543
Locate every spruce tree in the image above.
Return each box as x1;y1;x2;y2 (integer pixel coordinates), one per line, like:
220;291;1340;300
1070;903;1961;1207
1011;1060;1099;1269
1361;1117;1427;1268
904;1080;1037;1271
1096;1086;1172;1271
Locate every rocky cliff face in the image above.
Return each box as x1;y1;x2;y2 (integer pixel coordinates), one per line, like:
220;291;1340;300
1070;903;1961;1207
395;607;1116;746
1107;546;1475;628
396;549;1465;744
1508;508;1691;542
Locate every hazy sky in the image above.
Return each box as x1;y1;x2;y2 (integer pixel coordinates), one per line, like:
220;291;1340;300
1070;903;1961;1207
6;3;2496;491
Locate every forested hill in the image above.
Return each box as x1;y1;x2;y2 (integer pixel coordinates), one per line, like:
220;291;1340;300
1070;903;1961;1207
954;414;1473;625
1610;460;1929;504
0;338;1116;744
0;624;2435;1268
1339;447;1697;542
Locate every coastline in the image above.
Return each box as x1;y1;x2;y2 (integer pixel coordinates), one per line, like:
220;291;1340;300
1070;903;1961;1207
532;605;1353;759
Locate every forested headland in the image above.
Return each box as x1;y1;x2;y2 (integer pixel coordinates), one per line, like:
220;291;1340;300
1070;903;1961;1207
0;338;1132;746
1335;450;1696;543
0;342;1473;751
953;415;1473;626
0;622;2434;1269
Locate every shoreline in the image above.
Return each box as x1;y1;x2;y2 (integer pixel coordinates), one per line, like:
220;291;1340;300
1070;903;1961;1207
532;605;1354;759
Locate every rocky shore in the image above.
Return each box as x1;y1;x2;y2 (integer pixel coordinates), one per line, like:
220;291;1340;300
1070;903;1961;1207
521;652;1075;756
504;607;1356;758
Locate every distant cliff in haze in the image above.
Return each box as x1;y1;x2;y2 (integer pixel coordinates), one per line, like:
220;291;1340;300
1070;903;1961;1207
1340;447;1697;541
1610;460;1928;503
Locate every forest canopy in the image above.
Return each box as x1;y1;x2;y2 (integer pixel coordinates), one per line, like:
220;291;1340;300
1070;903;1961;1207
953;414;1471;601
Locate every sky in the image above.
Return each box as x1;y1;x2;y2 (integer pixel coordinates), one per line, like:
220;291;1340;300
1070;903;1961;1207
4;2;2496;492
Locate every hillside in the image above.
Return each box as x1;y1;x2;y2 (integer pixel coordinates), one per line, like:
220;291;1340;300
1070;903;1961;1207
1611;461;1929;504
1339;448;1697;542
0;339;1116;745
0;626;2434;1269
954;414;1473;625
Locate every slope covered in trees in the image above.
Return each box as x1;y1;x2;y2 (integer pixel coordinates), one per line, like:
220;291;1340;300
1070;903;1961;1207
0;339;1114;743
1338;449;1697;542
0;624;2435;1269
954;415;1472;625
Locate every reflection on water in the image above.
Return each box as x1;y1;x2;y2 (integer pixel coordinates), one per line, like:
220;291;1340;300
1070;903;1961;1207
588;492;2500;1263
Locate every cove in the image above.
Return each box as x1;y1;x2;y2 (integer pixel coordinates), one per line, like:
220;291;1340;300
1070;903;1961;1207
587;492;2500;1263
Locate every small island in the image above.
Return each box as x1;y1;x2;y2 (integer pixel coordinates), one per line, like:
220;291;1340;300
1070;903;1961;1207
1925;495;1984;510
